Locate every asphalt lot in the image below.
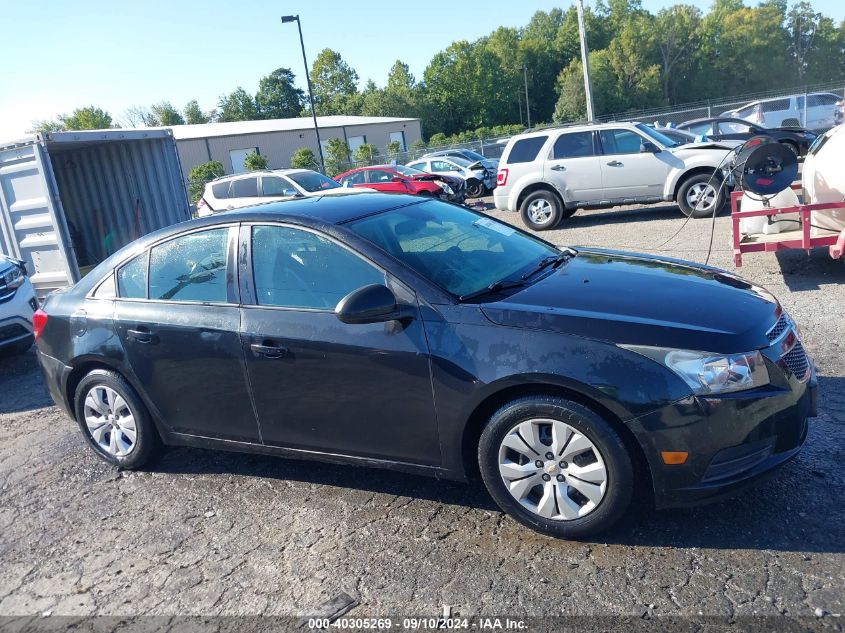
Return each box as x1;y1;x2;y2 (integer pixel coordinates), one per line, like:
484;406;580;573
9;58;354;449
0;200;843;624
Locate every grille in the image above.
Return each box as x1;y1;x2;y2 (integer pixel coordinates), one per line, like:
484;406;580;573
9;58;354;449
0;324;28;342
782;340;810;381
766;313;790;341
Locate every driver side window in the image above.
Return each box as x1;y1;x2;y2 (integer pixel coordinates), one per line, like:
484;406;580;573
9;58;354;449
251;225;384;310
600;129;646;155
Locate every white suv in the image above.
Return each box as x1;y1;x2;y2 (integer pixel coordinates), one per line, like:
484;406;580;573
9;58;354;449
197;169;372;216
493;122;736;230
722;92;842;132
0;255;38;357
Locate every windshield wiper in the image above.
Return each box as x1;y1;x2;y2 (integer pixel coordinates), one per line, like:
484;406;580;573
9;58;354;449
521;248;576;281
458;278;527;302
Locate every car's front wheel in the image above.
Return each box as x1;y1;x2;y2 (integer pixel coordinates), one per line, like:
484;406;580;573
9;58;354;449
520;190;565;231
677;173;725;218
74;369;161;469
479;396;633;538
466;179;485;198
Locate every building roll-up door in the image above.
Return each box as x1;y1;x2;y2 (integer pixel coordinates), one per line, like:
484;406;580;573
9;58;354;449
0;140;77;295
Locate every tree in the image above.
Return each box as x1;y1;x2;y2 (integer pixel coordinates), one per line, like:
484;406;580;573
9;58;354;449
217;88;258;122
385;140;402;155
183;100;211;124
244;151;269;171
256;68;305;119
323;137;350;177
122;106;155;127
310;49;360;115
655;5;702;103
187;161;225;204
150;101;185;126
788;2;822;83
59;106;114;130
290;147;318;169
29;119;65;133
353;143;379;166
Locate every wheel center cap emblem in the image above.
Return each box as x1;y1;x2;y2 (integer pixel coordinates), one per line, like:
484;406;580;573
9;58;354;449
545;462;558;475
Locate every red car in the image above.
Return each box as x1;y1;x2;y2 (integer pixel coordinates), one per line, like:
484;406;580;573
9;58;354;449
336;165;465;204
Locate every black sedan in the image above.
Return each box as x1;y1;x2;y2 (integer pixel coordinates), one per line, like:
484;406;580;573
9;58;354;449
34;194;816;538
677;117;816;155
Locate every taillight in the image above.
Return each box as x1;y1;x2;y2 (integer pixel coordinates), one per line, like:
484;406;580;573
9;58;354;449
497;169;509;186
32;309;48;341
753;104;764;125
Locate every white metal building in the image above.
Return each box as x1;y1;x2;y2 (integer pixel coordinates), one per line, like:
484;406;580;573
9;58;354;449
168;115;422;181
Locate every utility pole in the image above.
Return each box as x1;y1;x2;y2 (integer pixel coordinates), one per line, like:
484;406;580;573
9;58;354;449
522;65;531;128
282;15;325;173
575;0;595;121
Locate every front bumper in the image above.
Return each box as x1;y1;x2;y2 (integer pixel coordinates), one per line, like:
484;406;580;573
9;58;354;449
0;278;38;350
635;357;816;509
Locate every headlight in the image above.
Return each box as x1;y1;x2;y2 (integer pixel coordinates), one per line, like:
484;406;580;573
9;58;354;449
1;266;25;289
440;183;454;195
624;346;769;395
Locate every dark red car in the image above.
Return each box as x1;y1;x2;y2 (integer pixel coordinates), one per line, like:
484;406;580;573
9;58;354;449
336;165;465;204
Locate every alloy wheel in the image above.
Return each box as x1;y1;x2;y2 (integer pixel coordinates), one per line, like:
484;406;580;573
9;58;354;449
527;199;554;226
83;385;137;457
686;182;717;212
497;418;608;520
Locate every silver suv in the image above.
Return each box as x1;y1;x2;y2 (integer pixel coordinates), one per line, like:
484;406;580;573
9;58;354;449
493;122;736;230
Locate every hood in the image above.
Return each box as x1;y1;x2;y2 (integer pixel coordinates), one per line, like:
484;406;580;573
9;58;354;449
481;249;780;354
311;187;376;196
669;141;741;153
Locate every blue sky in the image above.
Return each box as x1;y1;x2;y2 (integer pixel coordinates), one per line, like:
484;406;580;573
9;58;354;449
2;0;844;140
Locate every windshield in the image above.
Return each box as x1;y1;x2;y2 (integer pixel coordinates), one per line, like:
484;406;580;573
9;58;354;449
347;200;559;298
636;123;679;148
459;149;488;162
393;165;426;177
287;171;341;193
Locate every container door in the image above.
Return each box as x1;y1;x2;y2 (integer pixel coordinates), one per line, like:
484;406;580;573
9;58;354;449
0;141;78;296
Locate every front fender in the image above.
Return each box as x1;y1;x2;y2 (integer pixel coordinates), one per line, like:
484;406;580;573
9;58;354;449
663;151;732;199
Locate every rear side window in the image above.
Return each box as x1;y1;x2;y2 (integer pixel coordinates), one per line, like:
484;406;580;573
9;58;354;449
505;136;548;164
552;132;596;159
231;177;259;198
117;253;148;299
211;182;230;199
148;229;228;302
762;99;790;113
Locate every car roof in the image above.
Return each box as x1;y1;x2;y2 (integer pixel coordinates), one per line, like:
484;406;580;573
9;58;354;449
210;168;312;183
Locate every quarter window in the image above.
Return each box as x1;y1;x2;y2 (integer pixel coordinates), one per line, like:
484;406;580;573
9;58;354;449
211;182;231;199
251;226;384;310
552;132;596;159
505;136;548;164
117;253;148;299
148;229;228;302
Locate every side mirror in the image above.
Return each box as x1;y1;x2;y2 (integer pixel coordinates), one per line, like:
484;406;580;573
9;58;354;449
641;141;661;153
282;188;299;197
335;284;414;324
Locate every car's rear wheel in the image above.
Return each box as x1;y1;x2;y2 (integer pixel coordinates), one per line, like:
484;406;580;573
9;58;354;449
677;173;725;218
520;190;564;231
74;369;160;469
466;179;484;198
479;396;633;538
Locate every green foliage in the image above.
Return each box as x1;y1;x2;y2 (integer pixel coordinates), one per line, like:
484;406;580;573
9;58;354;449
323;138;351;177
184;100;211;124
56;106;114;131
244;151;268;171
217;87;258;122
385;140;402;155
290;147;318;170
150;101;185;126
187;161;225;204
29;119;64;134
410;139;427;151
256;68;305;119
353;143;379;166
310;49;361;115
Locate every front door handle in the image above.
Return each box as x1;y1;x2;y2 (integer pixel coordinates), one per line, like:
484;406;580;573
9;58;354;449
127;327;154;344
250;342;287;359
606;160;623;167
550;164;566;171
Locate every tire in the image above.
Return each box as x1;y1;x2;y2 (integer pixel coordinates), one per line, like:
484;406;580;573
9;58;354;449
74;369;161;469
466;179;484;198
520;190;565;231
677;172;725;218
478;395;634;539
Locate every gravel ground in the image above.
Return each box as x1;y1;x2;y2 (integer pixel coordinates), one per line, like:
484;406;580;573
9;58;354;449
0;200;843;626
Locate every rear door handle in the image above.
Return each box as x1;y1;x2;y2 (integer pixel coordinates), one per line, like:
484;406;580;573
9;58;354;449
127;327;154;344
250;341;287;359
550;164;566;171
606;160;623;167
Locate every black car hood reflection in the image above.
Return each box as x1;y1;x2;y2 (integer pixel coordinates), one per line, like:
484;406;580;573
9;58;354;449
480;249;779;354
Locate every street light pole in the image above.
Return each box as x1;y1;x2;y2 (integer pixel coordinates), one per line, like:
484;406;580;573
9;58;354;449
521;65;531;128
575;0;595;121
282;14;325;173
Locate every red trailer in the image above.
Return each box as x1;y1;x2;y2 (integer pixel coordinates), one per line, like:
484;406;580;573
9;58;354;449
731;184;845;267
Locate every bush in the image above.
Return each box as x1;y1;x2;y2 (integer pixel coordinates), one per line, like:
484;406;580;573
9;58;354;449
385;140;402;155
353;143;380;166
244;151;269;171
324;138;350;177
187;160;225;204
290;147;318;169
